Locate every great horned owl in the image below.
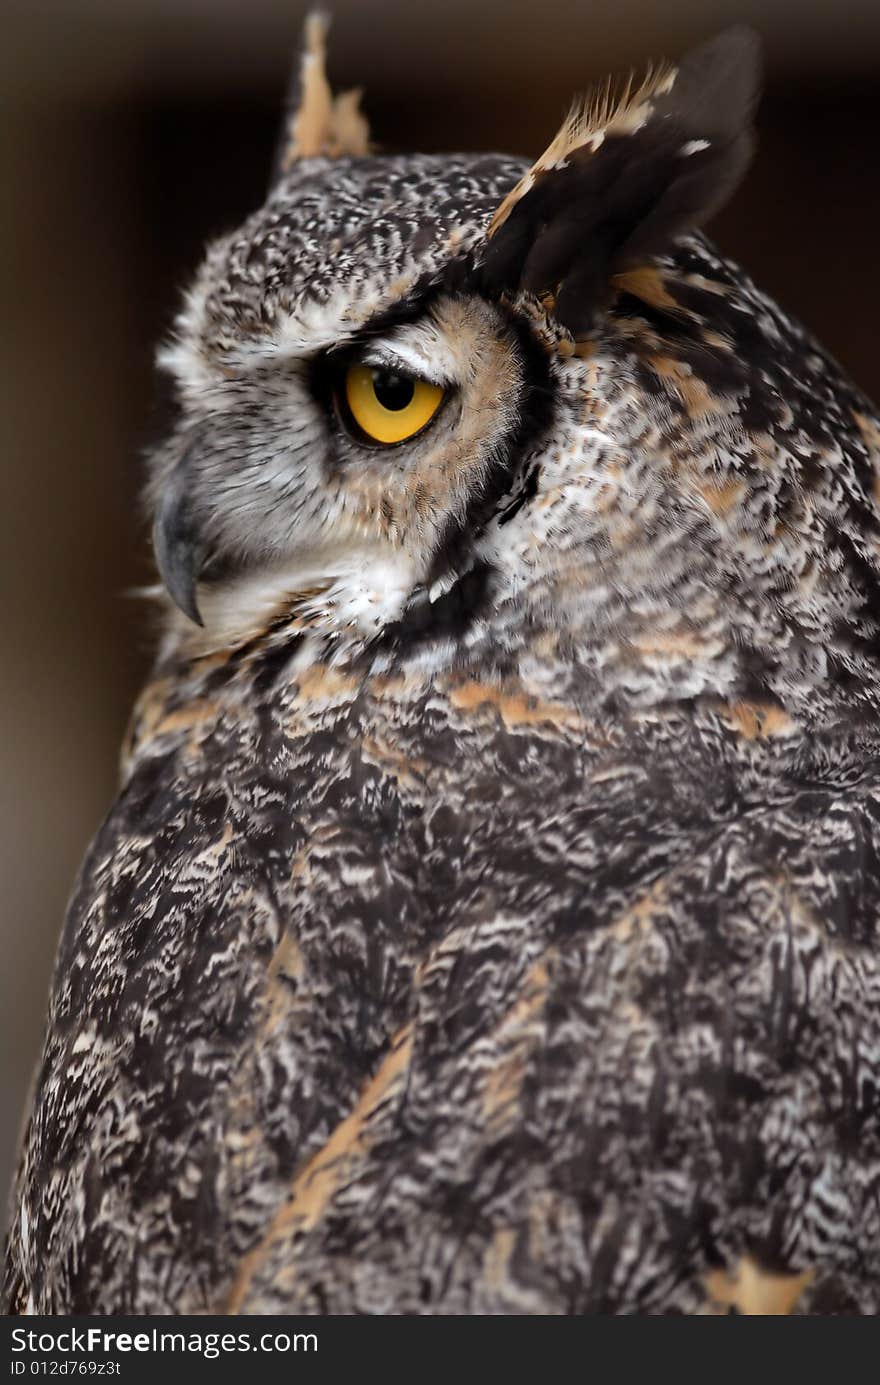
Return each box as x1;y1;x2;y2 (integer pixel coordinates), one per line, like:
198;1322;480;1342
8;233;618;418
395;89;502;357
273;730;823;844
6;16;880;1316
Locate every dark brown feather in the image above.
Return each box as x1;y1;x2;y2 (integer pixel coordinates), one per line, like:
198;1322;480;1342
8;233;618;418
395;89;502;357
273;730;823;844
481;27;761;337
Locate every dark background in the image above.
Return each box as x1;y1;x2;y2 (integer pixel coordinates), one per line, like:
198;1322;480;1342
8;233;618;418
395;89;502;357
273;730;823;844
3;0;880;1203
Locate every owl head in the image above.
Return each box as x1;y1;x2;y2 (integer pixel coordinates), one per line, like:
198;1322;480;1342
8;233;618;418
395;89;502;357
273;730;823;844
151;16;880;718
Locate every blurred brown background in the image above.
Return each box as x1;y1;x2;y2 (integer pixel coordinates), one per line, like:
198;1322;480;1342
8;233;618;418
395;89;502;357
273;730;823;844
3;0;880;1205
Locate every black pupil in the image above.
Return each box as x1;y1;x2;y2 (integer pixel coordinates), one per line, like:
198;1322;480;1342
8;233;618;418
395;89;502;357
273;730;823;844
372;369;415;411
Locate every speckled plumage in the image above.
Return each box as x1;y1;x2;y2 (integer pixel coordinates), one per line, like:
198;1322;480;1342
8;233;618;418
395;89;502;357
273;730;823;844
6;25;880;1315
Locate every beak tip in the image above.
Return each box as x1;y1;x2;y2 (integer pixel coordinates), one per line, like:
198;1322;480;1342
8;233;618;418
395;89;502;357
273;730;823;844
179;590;204;628
152;457;205;629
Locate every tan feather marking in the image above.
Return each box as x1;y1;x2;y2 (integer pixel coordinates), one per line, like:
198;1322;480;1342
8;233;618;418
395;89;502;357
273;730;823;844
694;476;746;517
705;1257;814;1315
194;820;234;867
260;932;306;1042
717;700;797;741
152;698;220;740
852;411;880;511
225;1024;414;1313
120;676;174;772
648;354;721;421
294;664;359;704
280;12;370;168
572;339;597;360
327;87;370;157
481;955;552;1132
290;849;312;884
702;328;734;351
448;679;582;731
682;271;729;298
612;265;683;314
483;1227;518;1294
853;409;880;455
481;1209;561;1312
531;630;562;659
604;877;669;943
361;736;428;792
487;62;676;236
445;227;468;252
366;671;426;701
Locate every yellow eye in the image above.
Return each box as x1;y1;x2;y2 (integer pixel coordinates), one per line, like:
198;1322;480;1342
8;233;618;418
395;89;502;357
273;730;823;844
343;363;445;445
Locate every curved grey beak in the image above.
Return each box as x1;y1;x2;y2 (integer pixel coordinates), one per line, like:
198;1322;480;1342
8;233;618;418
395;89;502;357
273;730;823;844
152;452;204;626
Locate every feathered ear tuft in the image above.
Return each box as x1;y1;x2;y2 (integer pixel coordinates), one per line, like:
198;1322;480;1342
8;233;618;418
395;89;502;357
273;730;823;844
480;26;762;337
271;11;371;182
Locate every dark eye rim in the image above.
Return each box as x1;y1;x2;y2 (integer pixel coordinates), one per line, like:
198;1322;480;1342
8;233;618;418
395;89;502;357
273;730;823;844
312;350;453;451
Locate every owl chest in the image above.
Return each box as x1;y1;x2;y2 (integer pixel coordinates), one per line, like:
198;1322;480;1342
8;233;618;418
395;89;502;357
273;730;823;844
108;667;610;1074
34;662;880;1311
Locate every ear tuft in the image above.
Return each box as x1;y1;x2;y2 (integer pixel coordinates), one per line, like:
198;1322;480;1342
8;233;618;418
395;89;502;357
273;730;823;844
487;61;677;239
481;27;762;338
273;11;371;179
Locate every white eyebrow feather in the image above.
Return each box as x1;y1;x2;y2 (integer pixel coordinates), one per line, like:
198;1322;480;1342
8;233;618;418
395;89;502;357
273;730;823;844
357;319;462;387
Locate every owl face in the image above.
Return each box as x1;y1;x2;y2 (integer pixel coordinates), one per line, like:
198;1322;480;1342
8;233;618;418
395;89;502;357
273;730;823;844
154;155;543;642
151;25;880;722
